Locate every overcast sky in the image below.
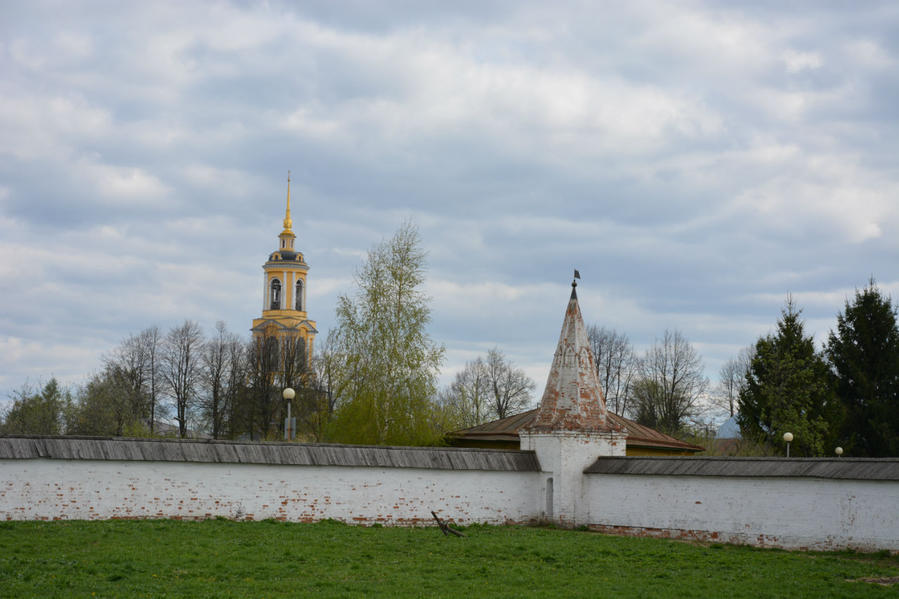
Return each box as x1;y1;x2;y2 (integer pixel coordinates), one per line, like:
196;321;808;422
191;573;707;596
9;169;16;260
2;1;897;421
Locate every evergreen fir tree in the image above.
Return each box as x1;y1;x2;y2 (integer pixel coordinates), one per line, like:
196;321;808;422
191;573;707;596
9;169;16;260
738;299;837;456
825;280;899;456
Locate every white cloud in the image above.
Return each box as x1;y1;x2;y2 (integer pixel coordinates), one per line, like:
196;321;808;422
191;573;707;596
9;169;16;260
634;4;778;74
0;336;107;390
80;160;171;200
0;94;113;160
734;152;898;244
749;279;899;311
273;20;723;159
427;279;560;323
845;39;893;69
181;164;257;196
307;276;353;299
54;32;94;61
783;49;823;73
283;107;344;140
8;31;95;71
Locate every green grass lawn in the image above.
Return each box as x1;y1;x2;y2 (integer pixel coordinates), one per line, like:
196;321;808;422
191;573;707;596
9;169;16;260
1;519;896;598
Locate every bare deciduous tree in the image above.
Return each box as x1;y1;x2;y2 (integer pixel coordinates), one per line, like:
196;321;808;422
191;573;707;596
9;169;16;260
201;321;241;439
162;320;204;438
633;329;708;435
717;346;754;418
485;348;536;420
587;325;637;417
442;348;536;426
240;334;280;440
302;333;342;441
277;335;308;398
104;332;150;433
445;355;492;428
224;334;246;439
141;326;162;434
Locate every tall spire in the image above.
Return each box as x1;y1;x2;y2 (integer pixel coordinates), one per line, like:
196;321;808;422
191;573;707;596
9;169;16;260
283;170;293;232
528;273;612;432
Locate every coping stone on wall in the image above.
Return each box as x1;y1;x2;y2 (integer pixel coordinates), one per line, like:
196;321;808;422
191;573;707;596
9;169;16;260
585;456;899;481
0;436;540;472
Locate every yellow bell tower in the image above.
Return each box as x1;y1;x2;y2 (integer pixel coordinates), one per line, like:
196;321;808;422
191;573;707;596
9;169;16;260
251;172;317;359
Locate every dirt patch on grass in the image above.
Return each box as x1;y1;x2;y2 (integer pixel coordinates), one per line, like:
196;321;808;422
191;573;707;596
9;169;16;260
852;576;899;586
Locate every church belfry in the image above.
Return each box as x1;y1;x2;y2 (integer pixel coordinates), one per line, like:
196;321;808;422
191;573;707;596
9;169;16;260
251;172;317;358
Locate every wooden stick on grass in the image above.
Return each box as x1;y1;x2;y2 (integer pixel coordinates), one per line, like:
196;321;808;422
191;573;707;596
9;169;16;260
431;511;466;537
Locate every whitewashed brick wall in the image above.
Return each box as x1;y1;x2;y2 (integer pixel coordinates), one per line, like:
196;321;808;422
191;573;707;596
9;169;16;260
585;473;899;551
0;459;541;525
3;453;898;551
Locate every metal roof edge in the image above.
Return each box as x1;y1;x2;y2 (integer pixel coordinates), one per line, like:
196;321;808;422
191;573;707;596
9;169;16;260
584;456;899;481
0;435;540;472
624;439;705;452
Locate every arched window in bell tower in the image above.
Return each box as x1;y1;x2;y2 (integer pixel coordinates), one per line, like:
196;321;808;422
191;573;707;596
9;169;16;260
295;280;303;311
270;279;281;310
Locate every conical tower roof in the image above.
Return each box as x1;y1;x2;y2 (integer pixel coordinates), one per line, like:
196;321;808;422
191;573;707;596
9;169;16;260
528;280;614;432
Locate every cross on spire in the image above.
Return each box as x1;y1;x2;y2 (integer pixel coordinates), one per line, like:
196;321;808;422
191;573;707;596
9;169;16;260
283;170;293;231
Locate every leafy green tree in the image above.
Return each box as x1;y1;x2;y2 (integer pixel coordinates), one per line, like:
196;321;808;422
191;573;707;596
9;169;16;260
67;327;164;437
329;222;445;445
738;300;837;456
67;369;134;436
66;329;163;437
1;379;71;435
825;281;899;456
632;378;667;431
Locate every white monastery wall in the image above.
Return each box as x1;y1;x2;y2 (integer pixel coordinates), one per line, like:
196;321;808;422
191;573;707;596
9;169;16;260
585;473;899;551
3;438;898;552
0;459;541;525
521;431;625;526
